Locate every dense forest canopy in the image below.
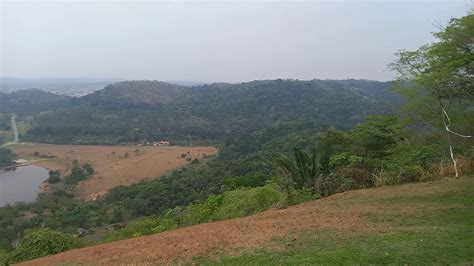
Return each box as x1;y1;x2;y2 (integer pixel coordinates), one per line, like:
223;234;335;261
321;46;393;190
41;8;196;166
20;79;400;144
0;89;70;113
0;13;472;265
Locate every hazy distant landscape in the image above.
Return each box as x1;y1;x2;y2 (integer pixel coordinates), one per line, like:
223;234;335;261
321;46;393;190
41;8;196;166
0;78;118;97
0;78;208;97
0;1;472;265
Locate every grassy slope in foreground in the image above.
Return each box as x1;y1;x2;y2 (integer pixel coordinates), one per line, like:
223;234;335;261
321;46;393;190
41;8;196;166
20;176;473;265
200;177;474;265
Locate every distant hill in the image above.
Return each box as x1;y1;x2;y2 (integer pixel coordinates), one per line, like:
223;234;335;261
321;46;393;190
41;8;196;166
0;77;118;96
21;79;401;144
77;80;186;106
0;89;70;113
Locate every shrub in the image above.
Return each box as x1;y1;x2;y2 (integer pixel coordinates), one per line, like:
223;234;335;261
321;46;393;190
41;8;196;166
0;249;10;266
9;228;77;263
151;209;180;233
372;167;394;187
106;185;283;243
292;187;319;204
223;173;272;189
182;194;224;225
104;216;161;242
64;164;95;185
47;170;61;184
212;185;282;220
397;165;424;183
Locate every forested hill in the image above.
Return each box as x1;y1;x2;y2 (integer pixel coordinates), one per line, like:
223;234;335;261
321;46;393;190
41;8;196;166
0;89;70;113
75;80;186;106
23;79;400;144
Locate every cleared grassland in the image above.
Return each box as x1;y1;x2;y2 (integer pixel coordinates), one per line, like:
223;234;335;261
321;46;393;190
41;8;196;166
18;175;473;265
11;144;218;200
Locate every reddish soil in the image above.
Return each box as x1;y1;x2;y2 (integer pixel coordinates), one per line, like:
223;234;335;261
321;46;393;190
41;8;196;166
11;144;217;200
18;177;468;266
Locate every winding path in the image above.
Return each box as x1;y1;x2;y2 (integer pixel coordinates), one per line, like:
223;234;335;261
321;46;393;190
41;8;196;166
11;114;19;144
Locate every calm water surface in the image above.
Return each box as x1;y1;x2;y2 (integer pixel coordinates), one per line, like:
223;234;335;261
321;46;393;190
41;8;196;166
0;165;48;207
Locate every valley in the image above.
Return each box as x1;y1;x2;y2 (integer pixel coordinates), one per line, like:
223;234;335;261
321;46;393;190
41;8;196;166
11;144;218;200
1;3;472;265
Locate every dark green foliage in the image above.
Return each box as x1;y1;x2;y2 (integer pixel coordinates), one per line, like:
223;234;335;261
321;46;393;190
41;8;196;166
0;147;14;167
8;228;77;263
0;115;11;131
196;178;474;265
223;173;272;189
346;115;405;167
0;89;70;113
0;14;471;264
276;146;329;196
65;163;94;185
47;170;61;184
391;14;474;177
0;190;118;251
104;121;327;217
23;79;399;144
105;163;223;216
105;185;283;242
82;163;95;175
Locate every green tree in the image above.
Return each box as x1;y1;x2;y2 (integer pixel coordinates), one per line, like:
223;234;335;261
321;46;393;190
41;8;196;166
276;146;330;196
348;115;404;159
391;14;473;177
82;163;95;175
0;147;14;167
9;228;77;263
48;170;61;184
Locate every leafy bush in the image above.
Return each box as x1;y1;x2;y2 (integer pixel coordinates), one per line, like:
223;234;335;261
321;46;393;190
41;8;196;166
223;173;272;189
182;194;224;225
106;185;283;242
47;170;61;184
211;185;282;221
8;228;78;263
65;163;94;185
0;147;14;167
104;216;161;242
0;249;10;266
292;187;319;205
397;165;425;183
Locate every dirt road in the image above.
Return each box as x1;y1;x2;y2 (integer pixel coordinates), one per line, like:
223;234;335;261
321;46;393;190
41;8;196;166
11;115;19;143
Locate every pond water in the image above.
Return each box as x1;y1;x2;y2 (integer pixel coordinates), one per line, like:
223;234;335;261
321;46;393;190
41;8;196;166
0;165;49;207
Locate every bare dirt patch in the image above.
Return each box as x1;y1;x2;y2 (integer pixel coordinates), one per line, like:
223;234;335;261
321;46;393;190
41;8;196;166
11;144;218;200
18;176;472;266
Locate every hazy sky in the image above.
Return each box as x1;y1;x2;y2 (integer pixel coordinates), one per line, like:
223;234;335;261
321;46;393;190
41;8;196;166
1;1;471;82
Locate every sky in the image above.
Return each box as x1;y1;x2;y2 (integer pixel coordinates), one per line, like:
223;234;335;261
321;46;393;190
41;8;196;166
1;0;471;82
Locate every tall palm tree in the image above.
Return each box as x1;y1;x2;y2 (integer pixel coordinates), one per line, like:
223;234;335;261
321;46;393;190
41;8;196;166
276;146;325;194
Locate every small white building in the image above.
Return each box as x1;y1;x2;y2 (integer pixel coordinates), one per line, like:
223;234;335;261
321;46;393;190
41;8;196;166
153;141;170;146
14;159;29;164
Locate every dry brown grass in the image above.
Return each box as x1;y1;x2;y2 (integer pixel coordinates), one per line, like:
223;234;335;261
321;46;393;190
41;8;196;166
11;144;218;200
17;175;473;266
438;156;474;177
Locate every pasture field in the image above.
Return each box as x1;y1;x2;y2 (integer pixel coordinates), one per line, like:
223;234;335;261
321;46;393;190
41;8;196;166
11;144;218;200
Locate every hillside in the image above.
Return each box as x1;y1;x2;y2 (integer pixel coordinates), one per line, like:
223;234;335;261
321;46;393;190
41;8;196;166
19;176;474;265
23;79;401;144
76;80;186;106
0;89;70;113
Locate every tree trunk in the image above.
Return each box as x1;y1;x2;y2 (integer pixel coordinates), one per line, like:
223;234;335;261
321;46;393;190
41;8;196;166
439;104;471;178
314;175;322;196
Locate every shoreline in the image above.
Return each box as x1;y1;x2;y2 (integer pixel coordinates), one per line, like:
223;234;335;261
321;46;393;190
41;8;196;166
0;162;31;171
